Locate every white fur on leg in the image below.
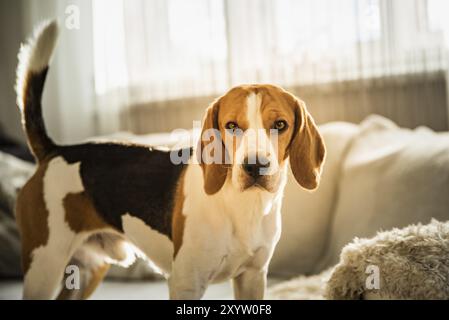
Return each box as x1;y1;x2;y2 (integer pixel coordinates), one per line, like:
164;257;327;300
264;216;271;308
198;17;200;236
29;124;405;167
122;214;173;275
233;268;267;300
23;157;88;300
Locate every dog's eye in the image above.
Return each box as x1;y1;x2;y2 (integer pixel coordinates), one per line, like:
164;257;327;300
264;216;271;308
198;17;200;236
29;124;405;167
225;122;239;132
273;120;287;131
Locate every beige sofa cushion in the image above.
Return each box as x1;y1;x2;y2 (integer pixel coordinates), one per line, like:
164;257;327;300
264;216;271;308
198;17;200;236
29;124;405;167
269;122;359;277
317;115;449;271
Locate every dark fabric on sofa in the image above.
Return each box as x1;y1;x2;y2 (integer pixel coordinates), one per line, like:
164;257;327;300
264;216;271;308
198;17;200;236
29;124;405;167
0;132;34;163
0;150;34;278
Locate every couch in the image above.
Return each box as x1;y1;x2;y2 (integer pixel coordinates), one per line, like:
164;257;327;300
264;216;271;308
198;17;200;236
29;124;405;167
1;114;449;299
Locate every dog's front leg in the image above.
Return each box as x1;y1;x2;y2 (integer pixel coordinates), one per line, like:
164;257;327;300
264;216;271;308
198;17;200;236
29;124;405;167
168;268;209;300
232;267;267;300
168;250;215;300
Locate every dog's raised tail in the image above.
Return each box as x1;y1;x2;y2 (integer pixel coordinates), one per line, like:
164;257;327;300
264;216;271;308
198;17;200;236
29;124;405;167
16;20;58;161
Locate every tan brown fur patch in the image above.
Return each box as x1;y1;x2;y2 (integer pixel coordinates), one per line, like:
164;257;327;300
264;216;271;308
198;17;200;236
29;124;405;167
198;100;229;195
56;263;110;300
64;192;109;233
172;169;186;258
286;98;326;190
16;161;50;274
81;263;110;299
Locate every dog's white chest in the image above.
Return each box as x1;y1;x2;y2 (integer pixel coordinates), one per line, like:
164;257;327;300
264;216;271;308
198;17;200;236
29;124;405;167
209;230;274;283
174;164;283;283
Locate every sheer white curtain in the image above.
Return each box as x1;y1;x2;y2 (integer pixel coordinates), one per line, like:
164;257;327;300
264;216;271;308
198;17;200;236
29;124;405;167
17;0;96;144
92;0;449;133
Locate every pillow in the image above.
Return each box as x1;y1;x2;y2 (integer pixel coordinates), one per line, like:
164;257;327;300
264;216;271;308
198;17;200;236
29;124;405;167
269;122;359;277
0;151;34;277
318;115;449;271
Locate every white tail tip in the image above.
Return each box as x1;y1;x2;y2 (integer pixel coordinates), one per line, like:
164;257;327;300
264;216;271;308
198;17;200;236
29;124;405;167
16;20;59;109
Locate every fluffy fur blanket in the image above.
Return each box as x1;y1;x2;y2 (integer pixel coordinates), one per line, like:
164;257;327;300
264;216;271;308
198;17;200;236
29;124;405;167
269;220;449;300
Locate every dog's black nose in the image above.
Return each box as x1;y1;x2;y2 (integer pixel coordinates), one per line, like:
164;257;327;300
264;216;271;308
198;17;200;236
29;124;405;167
242;156;270;178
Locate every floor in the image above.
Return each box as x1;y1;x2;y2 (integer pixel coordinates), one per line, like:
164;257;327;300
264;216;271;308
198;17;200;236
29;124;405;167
0;278;284;300
0;280;233;300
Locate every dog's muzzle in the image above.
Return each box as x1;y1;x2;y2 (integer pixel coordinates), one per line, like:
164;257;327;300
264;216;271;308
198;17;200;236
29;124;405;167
240;155;274;190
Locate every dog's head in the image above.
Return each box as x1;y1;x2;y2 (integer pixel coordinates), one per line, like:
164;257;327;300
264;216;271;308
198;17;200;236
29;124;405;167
197;84;325;195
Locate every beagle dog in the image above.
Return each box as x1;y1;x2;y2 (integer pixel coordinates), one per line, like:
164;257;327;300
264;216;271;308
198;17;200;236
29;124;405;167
15;21;325;300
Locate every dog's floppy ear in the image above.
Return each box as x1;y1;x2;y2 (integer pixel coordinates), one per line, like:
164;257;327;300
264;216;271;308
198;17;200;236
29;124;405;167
197;98;228;195
288;98;326;190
